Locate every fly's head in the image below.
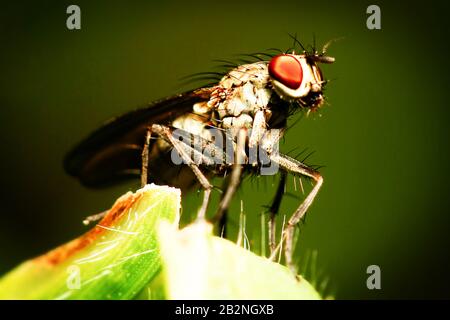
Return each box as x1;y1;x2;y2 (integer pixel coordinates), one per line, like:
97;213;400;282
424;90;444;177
268;51;334;111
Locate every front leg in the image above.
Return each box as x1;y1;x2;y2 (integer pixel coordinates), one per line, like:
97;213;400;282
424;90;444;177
269;153;323;273
248;109;268;149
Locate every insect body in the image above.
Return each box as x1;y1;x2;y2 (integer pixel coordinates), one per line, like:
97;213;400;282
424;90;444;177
64;45;335;271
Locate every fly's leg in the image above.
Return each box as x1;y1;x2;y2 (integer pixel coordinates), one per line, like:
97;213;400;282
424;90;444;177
216;174;237;237
270;154;323;273
151;124;213;220
217;179;230;237
82;210;108;226
268;171;287;256
248;110;267;149
212;129;246;227
141;128;152;187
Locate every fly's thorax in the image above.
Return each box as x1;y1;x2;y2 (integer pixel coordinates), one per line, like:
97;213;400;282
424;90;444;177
207;62;273;128
220;62;270;88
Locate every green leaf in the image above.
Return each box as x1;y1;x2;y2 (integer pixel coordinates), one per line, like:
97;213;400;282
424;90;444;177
157;220;321;300
0;184;180;300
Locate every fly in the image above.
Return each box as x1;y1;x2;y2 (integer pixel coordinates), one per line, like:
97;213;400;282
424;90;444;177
64;37;335;271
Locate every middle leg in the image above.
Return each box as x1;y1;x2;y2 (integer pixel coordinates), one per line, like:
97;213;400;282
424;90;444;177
151;124;213;219
212;129;246;225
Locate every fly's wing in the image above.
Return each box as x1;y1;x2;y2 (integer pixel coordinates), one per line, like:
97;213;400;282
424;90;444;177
64;88;213;188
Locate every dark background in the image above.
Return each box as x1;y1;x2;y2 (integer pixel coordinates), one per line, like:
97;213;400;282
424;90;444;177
0;0;449;299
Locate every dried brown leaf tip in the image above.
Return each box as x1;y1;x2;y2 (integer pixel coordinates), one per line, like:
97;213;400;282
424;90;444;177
34;191;142;266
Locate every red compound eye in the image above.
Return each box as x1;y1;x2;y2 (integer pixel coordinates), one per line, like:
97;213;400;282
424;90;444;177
268;54;303;90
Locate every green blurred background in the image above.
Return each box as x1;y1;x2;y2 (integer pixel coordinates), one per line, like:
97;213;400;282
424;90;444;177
0;0;449;299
